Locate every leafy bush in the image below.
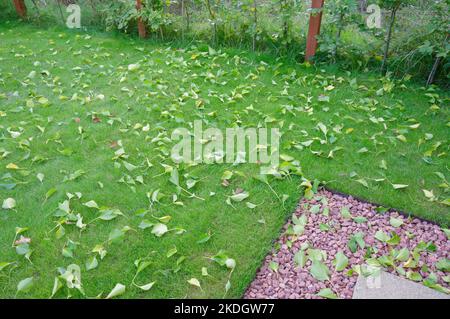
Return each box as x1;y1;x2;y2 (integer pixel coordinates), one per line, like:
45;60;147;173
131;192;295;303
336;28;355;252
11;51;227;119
2;0;448;86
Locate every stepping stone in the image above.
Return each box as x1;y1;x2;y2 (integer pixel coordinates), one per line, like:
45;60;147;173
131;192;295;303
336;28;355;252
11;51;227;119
353;271;450;299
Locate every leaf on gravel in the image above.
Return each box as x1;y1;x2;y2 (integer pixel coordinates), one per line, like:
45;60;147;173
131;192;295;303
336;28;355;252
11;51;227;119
269;261;279;273
389;217;403;228
375;230;390;242
333;251;349;271
436;258;450;272
310;261;330;281
340;207;352;219
317;288;338;299
293;251;306;268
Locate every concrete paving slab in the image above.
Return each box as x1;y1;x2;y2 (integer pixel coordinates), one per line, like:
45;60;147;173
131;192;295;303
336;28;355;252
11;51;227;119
353;271;450;299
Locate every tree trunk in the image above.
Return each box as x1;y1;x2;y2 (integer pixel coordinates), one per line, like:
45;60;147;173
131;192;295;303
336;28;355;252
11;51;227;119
136;0;147;39
305;0;325;62
252;0;257;51
56;0;66;24
205;0;217;44
332;12;343;59
186;0;191;32
381;7;398;76
426;56;441;86
13;0;27;18
281;0;288;40
427;34;449;86
30;0;40;14
181;0;185;40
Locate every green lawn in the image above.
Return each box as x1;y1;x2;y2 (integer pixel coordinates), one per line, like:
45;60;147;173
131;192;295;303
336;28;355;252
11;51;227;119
0;22;448;299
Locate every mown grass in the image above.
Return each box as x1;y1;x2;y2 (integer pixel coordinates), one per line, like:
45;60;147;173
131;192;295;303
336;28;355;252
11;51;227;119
0;22;448;299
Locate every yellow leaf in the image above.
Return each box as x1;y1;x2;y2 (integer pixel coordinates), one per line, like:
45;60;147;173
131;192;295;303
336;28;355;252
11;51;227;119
6;163;19;170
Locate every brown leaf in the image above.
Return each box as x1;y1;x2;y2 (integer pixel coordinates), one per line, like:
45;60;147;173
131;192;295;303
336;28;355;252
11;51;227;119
15;235;31;245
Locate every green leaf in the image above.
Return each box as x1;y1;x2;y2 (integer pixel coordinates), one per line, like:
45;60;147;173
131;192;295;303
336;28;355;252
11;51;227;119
98;209;123;221
106;283;126;299
108;228;127;243
197;232;212;244
246;202;257;209
348;232;365;252
340;207;352;219
50;277;63;298
151;223;168;237
317;288;338;299
15;243;30;256
293;251;306;268
375;230;390;242
310;204;321;214
187;278;201;289
17;277;34;293
83;200;99;209
334;251;349;272
0;262;14;271
221;170;233;180
387;232;400;246
269;261;279;273
138;220;154;230
44;188;57;202
2;198;16;209
153;215;171;223
395;248;409;262
135;282;155;291
167;246;177;258
169;168;180;187
406;272;422;282
442;228;450;240
230;191;249;202
392;184;408;190
127;63;140;71
390;217;403;228
356;178;369;188
186;179;198;189
123;161;138;172
310;261;330;281
353;216;367;224
436;259;450;272
86;256;98;271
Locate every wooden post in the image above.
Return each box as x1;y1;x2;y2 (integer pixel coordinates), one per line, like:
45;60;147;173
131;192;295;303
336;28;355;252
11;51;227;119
13;0;27;18
305;0;325;62
136;0;147;39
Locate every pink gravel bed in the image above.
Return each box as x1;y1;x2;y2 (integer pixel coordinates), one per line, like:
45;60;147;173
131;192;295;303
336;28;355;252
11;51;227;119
244;189;450;299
